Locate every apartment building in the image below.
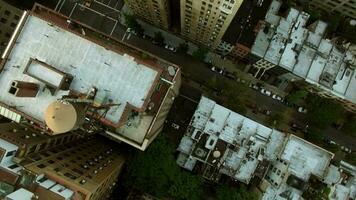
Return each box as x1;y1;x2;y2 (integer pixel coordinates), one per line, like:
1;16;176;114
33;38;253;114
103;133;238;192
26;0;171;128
124;0;170;29
251;0;356;112
0;124;125;200
176;96;356;199
180;0;243;49
0;4;181;151
0;0;22;54
0;122;84;161
309;0;356;19
22;136;124;200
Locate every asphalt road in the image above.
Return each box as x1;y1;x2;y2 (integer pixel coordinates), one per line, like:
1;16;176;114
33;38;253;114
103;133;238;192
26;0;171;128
56;1;355;151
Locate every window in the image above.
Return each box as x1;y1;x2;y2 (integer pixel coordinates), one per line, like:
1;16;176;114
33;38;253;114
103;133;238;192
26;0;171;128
4;10;11;16
8;164;19;169
28;145;37;154
6;150;16;157
47;160;55;164
37;164;46;169
0;18;7;24
64;172;77;180
38;177;48;183
14;15;20;20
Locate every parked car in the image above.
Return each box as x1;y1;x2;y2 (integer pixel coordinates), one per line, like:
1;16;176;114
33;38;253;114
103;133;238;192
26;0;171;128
324;138;337;145
222;71;236;80
297;106;308;113
272;94;283;101
249;83;259;90
171;123;180;130
164;44;177;52
211;66;223;74
260;88;272;96
341;146;352;153
142;34;152;40
263;109;272;115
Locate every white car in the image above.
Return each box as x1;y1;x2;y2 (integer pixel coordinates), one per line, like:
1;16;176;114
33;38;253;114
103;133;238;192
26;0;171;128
211;66;223;74
165;44;177;52
260;88;272;96
297;107;308;113
272;94;283;101
171;123;180;130
341;146;352;153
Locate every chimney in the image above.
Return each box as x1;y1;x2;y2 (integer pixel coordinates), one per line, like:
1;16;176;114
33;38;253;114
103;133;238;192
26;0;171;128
8;80;39;97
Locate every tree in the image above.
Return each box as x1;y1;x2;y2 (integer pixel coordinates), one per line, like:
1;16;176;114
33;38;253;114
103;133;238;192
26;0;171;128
192;48;208;61
123;135;203;200
286;90;308;106
222;81;248;114
216;184;258;200
305;128;324;144
328;14;342;33
124;14;143;35
342;114;356;136
177;42;189;54
153;31;165;46
306;95;344;129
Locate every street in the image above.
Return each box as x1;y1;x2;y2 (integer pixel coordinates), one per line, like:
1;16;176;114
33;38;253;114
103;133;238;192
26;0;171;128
55;0;355;151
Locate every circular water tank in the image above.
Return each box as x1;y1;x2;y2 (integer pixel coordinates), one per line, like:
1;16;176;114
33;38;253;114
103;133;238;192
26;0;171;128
45;100;85;134
213;150;221;158
168;66;176;76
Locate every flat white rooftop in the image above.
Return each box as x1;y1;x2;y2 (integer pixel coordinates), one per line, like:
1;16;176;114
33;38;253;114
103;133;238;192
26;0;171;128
281;135;333;181
252;0;356;106
0;15;159;125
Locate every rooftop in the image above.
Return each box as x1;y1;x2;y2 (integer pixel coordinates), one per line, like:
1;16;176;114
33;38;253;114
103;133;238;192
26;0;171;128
0;5;180;150
177;96;286;184
5;188;34;200
281;135;333;181
251;0;356;107
0;14;158;126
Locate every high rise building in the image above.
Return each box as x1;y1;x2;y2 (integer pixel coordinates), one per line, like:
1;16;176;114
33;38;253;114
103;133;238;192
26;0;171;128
0;122;84;162
0;122;125;200
309;0;356;19
0;4;181;151
0;0;23;54
180;0;244;49
124;0;171;29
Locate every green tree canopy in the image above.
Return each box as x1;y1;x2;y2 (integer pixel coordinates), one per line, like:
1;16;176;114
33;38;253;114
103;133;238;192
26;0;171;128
124;14;143;35
123;135;203;200
192;48;208;61
342;114;356;136
286;90;308;106
305;128;324;144
153;31;165;46
177;42;189;54
222;81;248;114
216;184;258;200
306;95;344;129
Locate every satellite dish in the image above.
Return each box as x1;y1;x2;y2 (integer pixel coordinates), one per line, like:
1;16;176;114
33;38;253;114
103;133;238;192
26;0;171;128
45;100;84;134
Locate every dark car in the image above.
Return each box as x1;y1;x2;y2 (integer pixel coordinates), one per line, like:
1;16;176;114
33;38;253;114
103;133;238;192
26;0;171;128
222;71;236;80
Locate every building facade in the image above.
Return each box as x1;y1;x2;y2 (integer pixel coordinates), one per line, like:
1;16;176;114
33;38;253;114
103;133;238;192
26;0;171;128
0;122;125;200
124;0;170;30
309;0;356;19
0;0;22;55
180;0;243;49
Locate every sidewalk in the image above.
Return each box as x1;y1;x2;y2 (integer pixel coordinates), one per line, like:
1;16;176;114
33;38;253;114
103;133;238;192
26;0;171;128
121;5;286;97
